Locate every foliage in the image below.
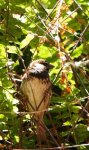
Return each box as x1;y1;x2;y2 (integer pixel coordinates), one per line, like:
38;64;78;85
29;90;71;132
0;0;89;149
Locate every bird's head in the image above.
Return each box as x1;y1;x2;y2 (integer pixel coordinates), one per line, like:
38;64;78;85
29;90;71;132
29;59;54;74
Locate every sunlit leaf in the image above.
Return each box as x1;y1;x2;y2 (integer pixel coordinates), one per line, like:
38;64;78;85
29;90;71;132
14;135;19;143
0;114;5;119
7;46;18;54
0;44;6;58
38;45;57;59
63;121;72;126
20;33;35;49
71;44;84;58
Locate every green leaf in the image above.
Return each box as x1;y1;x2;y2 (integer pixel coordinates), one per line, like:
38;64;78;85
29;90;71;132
63;121;72;126
20;33;35;49
7;46;18;54
69;105;81;113
38;45;51;58
0;44;7;67
71;44;83;58
7;45;22;55
0;114;5;119
14;135;19;143
38;45;57;59
0;0;5;7
74;124;89;143
0;44;6;58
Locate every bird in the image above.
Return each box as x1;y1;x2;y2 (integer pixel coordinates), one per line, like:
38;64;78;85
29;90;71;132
20;59;53;143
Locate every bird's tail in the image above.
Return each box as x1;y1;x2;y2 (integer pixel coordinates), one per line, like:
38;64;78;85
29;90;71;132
36;120;47;145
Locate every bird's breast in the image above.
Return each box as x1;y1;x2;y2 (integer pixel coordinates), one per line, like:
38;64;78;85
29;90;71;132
21;77;52;112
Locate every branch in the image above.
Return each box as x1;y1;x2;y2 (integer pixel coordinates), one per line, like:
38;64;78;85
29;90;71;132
71;60;89;68
64;60;89;68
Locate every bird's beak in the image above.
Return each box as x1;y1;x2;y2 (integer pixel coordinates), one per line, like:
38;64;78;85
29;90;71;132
48;63;54;69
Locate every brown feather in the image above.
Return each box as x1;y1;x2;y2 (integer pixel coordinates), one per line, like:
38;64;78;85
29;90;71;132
21;59;53;143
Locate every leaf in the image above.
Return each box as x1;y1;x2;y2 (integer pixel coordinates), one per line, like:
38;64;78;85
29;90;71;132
38;45;57;59
0;0;5;7
20;33;35;49
7;46;18;54
0;44;6;58
70;105;81;113
63;121;72;126
0;114;5;119
14;135;19;143
71;44;84;58
74;124;89;143
0;44;7;67
7;46;22;56
38;45;51;58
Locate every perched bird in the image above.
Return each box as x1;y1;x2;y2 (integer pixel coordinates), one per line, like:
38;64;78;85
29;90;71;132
21;59;53;143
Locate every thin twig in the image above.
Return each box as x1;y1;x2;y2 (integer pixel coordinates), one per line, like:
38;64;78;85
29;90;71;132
46;0;61;20
61;7;79;23
74;0;89;18
13;143;89;149
35;0;52;19
71;23;89;54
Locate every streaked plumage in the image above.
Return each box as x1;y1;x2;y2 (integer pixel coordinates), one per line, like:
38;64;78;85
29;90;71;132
21;59;53;142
